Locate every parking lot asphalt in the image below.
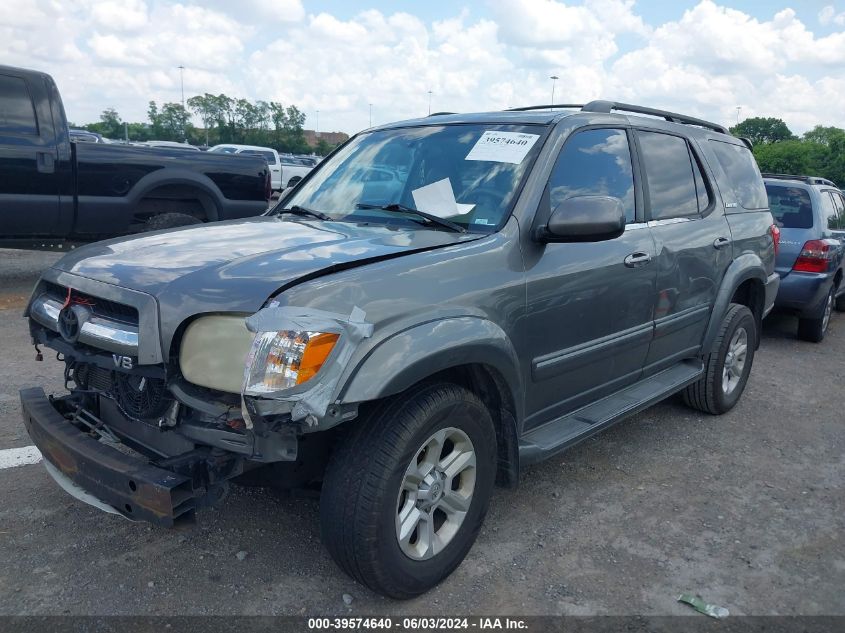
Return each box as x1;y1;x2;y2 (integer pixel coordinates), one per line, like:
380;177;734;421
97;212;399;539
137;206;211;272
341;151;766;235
0;248;843;616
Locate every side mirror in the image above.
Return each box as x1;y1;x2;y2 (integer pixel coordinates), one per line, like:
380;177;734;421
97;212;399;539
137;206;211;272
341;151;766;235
535;195;626;243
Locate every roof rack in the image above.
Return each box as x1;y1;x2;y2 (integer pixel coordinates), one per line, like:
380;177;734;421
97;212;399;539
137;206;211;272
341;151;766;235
428;111;457;117
581;101;729;134
506;104;584;112
762;173;837;187
506;101;730;135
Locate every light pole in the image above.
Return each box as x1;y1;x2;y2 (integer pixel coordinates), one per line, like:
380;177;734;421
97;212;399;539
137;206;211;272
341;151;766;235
369;103;373;127
550;75;559;109
177;65;186;140
735;105;742;125
428;90;432;116
316;110;320;138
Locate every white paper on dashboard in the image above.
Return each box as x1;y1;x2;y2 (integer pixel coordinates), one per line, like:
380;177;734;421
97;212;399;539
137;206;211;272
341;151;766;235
411;178;474;218
465;131;540;164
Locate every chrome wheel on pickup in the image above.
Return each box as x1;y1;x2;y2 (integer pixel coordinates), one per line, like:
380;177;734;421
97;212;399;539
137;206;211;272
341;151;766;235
320;383;496;599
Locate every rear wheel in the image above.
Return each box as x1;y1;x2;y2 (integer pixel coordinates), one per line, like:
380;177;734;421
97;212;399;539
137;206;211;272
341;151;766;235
145;212;202;232
834;288;845;312
683;303;756;415
798;286;834;343
319;383;496;599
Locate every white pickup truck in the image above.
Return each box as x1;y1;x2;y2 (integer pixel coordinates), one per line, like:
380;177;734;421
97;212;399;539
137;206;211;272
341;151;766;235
280;155;314;187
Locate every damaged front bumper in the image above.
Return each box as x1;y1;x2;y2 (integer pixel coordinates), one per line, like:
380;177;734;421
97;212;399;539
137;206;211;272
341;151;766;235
20;387;239;527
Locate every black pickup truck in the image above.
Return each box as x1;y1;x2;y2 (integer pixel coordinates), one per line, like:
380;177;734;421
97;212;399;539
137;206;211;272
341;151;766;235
0;65;270;249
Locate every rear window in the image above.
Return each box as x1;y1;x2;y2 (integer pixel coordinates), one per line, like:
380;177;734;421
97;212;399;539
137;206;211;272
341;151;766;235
709;140;768;210
0;74;38;135
765;185;813;229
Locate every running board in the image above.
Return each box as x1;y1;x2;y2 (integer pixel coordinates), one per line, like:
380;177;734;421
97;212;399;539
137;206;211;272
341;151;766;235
519;359;704;465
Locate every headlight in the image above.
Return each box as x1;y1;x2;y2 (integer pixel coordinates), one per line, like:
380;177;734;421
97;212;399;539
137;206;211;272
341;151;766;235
180;315;254;393
243;330;339;395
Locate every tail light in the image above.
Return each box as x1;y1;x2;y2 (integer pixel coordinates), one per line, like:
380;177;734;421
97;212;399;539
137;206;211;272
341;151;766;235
264;170;271;200
793;239;833;273
770;224;780;256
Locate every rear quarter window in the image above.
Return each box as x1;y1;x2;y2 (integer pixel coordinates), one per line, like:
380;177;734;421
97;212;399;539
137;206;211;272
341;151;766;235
709;140;768;210
765;184;813;229
0;74;38;135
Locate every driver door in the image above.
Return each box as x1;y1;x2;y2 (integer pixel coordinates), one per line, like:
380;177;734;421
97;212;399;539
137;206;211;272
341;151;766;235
521;128;657;429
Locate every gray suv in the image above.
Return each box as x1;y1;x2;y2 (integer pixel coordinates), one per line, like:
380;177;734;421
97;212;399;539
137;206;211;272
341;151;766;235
21;101;779;598
763;174;845;342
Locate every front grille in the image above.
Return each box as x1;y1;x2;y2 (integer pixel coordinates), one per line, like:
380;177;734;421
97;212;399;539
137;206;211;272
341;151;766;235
75;363;169;420
44;282;138;325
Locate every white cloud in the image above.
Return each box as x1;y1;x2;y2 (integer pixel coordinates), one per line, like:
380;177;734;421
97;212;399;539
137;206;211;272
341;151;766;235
819;5;845;25
1;0;844;135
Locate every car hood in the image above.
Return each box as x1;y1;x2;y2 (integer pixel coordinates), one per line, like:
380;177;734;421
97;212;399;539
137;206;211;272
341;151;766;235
53;216;476;312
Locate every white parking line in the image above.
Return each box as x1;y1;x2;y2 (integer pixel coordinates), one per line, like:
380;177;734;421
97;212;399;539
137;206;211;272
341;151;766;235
0;446;42;469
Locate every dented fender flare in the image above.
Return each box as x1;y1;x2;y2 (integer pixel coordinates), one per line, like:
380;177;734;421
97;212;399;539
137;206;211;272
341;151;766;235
339;316;523;420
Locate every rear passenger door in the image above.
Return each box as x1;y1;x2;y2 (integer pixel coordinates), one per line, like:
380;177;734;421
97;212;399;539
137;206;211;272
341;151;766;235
522;127;656;427
0;72;61;236
634;130;732;375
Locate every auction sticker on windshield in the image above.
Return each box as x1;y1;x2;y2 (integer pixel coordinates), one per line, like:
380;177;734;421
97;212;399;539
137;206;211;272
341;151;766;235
465;131;539;164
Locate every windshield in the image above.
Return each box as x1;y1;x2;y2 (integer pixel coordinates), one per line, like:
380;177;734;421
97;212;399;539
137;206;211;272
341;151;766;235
282;124;546;232
766;184;813;229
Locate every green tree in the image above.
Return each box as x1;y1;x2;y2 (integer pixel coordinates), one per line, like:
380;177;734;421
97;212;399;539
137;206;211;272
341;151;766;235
730;117;796;146
315;138;340;156
802;125;845;146
187;93;223;146
85;107;123;139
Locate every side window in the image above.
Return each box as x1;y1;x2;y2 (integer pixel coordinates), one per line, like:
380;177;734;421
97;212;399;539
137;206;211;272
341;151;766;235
825;191;845;230
708;140;768;209
548;128;635;222
637;131;698;220
0;74;38;135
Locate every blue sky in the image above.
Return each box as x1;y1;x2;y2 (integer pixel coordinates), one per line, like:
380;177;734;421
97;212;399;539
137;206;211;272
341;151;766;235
3;1;844;134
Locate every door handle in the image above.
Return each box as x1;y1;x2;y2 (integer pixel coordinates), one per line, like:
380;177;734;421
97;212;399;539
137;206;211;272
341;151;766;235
624;252;652;267
713;236;731;249
36;151;55;174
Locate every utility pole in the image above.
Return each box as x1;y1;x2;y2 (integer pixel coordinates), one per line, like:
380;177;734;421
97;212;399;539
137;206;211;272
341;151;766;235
550;75;559;110
177;65;186;141
428;90;432;116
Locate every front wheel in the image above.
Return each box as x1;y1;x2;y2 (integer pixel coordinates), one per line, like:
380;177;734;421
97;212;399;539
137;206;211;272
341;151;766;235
320;383;496;598
683;303;756;415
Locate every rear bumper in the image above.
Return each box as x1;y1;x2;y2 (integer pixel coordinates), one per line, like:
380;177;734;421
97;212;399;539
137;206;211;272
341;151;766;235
763;272;780;318
20;387;196;526
774;271;833;316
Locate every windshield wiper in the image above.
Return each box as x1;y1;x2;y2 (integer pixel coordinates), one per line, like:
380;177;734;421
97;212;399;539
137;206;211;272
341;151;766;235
355;203;466;233
276;205;332;221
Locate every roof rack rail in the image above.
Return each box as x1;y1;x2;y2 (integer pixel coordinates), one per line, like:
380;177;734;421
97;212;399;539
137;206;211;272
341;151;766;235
506;104;584;112
762;173;837;187
581;100;729;134
428;111;457;117
505;101;729;134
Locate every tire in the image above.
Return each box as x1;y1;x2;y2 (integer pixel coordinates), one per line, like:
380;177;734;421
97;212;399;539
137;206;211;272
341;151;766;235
834;289;845;312
683;303;756;415
145;212;202;232
320;382;496;599
797;286;835;343
287;176;302;188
